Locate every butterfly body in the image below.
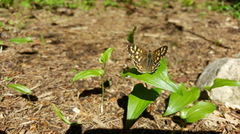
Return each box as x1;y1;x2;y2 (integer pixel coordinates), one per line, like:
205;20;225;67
127;44;168;73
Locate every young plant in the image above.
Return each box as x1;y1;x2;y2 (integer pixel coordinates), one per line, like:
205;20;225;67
122;27;240;129
7;84;32;100
80;0;96;10
52;103;81;125
73;47;114;113
104;0;118;7
204;1;240;19
182;0;195;7
165;78;240;124
9;37;33;45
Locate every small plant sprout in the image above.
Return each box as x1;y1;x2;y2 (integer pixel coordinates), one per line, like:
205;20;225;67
7;84;32;100
9;37;33;45
73;47;114;113
182;0;195;7
52;103;81;125
122;27;240;129
104;0;118;7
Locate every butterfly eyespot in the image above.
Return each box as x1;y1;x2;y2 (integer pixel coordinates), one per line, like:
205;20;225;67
138;49;142;53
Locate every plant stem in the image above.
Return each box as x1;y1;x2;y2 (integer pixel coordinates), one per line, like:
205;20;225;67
27;94;31;101
100;63;106;113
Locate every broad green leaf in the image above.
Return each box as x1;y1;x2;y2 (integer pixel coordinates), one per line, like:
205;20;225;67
163;86;200;116
205;78;240;90
180;102;216;123
73;69;104;82
9;37;33;44
52;104;74;125
126;83;162;129
7;84;32;95
127;27;137;44
122;58;182;95
0;40;3;45
99;47;114;63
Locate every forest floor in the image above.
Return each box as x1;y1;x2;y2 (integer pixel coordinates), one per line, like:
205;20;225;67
0;0;240;133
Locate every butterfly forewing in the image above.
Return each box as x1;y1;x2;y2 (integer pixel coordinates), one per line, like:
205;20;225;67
127;44;149;73
150;46;168;72
127;44;148;63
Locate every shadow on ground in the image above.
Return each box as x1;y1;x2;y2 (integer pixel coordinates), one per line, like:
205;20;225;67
66;127;221;134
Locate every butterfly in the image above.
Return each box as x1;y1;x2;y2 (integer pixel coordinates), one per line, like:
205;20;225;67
127;44;168;73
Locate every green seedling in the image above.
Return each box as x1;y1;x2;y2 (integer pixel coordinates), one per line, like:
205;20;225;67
7;84;32;100
123;27;240;129
80;0;96;10
0;22;5;27
204;1;240;19
104;0;118;7
20;0;31;8
4;77;13;81
52;103;81;125
0;0;14;7
9;37;33;45
164;78;239;124
40;34;46;45
73;47;114;113
182;0;194;7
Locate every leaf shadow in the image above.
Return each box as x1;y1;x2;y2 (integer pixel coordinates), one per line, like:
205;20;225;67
79;88;102;97
21;94;38;101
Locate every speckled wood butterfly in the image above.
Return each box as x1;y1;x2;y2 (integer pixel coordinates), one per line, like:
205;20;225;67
127;44;168;73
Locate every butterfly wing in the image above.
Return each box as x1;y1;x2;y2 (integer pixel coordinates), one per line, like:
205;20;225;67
149;46;168;73
127;44;148;73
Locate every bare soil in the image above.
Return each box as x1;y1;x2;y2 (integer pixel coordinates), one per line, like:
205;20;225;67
0;1;240;134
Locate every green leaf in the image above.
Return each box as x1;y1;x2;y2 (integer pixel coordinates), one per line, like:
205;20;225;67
7;84;32;95
20;1;31;8
9;37;33;44
163;86;200;116
180;102;216;123
104;0;118;7
99;47;114;64
0;40;3;45
205;78;240;90
73;69;104;82
127;26;137;44
126;83;162;129
0;22;5;27
52;104;74;125
122;58;182;95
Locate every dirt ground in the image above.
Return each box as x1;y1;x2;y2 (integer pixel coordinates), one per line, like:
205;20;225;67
0;1;240;133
